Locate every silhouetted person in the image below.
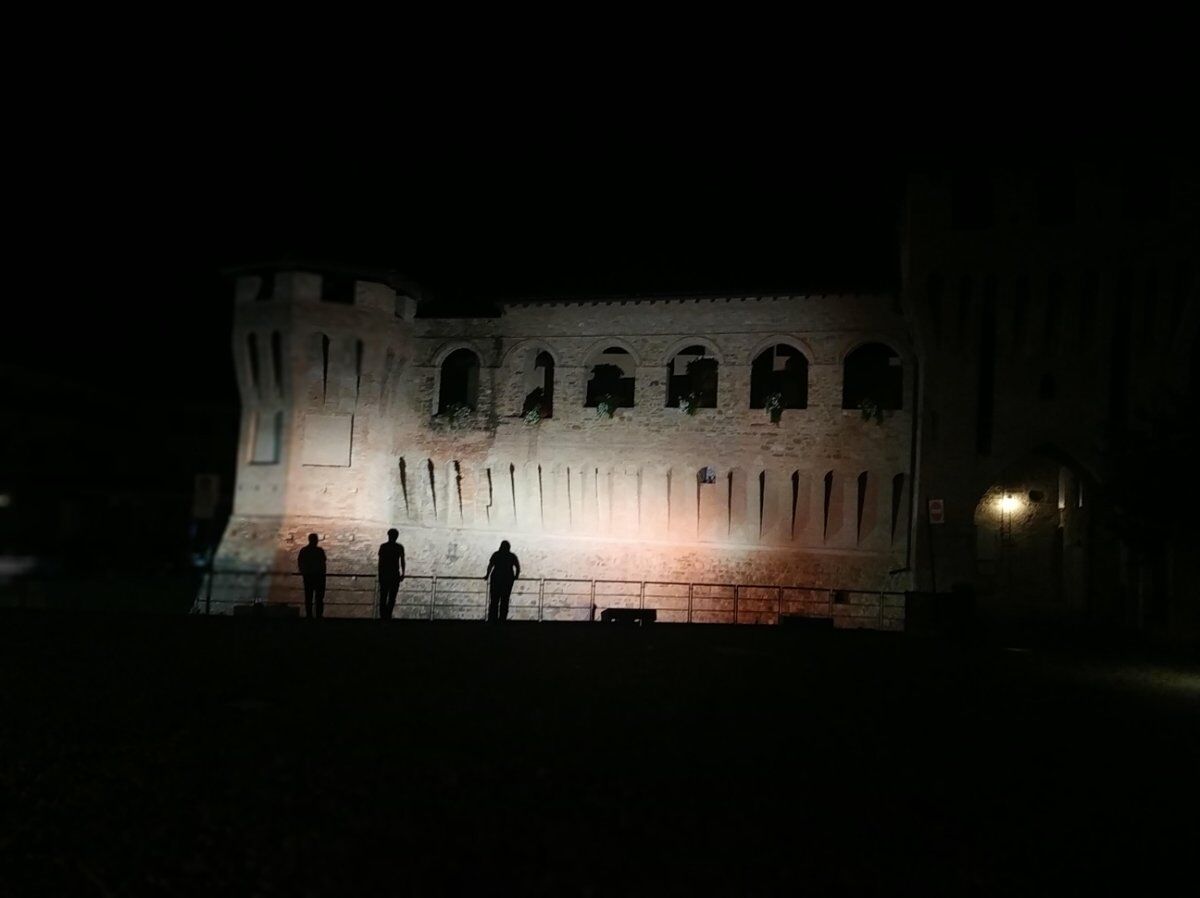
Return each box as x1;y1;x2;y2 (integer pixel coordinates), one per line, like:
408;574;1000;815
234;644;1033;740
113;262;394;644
297;533;326;619
378;528;406;620
485;540;520;623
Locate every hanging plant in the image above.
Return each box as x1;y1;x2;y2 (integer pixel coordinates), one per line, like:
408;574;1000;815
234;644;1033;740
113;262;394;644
858;398;885;425
434;402;473;430
764;392;784;424
595;394;616;419
680;392;700;416
521;387;547;424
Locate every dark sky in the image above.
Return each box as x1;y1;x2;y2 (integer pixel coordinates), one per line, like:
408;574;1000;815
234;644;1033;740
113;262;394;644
7;53;1195;509
24;137;914;407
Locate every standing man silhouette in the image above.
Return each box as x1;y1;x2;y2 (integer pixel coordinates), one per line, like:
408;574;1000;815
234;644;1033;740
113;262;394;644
297;533;327;619
485;540;520;623
378;528;406;620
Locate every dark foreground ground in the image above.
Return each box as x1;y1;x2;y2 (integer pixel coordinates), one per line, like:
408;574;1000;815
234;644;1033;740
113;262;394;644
0;613;1196;897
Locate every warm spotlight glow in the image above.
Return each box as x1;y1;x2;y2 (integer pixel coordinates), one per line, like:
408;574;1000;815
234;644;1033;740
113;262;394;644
997;494;1021;513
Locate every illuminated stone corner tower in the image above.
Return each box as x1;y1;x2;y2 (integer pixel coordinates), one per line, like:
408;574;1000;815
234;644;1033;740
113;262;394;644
207;265;419;599
209;264;921;627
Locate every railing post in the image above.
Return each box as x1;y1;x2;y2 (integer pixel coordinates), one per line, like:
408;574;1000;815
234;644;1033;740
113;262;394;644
430;575;437;621
590;579;596;622
639;581;645;611
538;578;545;622
687;583;693;624
734;584;739;625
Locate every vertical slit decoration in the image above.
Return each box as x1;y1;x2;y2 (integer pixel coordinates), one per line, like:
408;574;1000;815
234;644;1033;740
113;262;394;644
565;467;572;529
454;461;463;523
510;463;518;523
891;473;905;545
823;471;834;542
271;332;284;399
727;470;734;538
537;465;544;529
758;471;766;539
399;458;410;518
856;472;868;544
355;339;364;400
666;468;673;531
426;458;437;519
247;333;260;397
790;471;800;539
381;348;395;406
321;335;331;402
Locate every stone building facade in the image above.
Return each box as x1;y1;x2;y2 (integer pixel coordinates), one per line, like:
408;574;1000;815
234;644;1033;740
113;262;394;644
209;165;1198;636
902;165;1199;637
213;273;915;627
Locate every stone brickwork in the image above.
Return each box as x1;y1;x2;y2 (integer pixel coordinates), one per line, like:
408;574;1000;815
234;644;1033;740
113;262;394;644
210;272;916;629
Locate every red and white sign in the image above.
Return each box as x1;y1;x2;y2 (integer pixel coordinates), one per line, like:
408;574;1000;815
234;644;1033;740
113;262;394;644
928;499;945;525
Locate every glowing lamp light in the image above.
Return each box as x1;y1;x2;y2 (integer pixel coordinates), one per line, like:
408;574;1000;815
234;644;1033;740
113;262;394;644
998;494;1021;514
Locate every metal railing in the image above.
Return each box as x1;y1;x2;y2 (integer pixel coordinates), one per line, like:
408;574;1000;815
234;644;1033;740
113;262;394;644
199;569;906;628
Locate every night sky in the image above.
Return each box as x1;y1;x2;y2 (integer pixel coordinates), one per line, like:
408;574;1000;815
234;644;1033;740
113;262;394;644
5;58;1193;561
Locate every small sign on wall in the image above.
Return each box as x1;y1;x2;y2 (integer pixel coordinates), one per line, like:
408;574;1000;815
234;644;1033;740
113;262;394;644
928;498;945;525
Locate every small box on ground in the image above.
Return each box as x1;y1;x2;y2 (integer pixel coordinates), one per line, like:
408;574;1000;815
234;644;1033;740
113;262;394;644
600;608;656;625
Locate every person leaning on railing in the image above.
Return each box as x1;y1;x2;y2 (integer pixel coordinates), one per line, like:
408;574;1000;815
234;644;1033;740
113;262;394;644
484;541;520;623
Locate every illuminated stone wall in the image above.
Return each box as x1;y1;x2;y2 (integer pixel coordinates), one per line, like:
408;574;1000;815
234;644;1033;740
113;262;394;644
212;271;916;627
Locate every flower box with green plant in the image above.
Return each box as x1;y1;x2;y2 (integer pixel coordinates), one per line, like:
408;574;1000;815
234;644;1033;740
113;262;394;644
595;394;617;419
679;392;700;416
433;403;473;430
764;392;784;424
522;388;547;425
857;398;886;424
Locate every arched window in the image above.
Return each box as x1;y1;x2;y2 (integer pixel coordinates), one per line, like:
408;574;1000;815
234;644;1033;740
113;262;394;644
666;345;717;408
842;343;903;411
750;344;808;409
437;349;480;414
520;350;555;419
585;347;636;408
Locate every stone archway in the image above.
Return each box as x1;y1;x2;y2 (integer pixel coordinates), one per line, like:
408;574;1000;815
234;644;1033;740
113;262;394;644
971;447;1098;625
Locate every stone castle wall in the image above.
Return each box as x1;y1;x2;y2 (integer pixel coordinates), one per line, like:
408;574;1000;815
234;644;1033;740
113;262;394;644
211;274;917;628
